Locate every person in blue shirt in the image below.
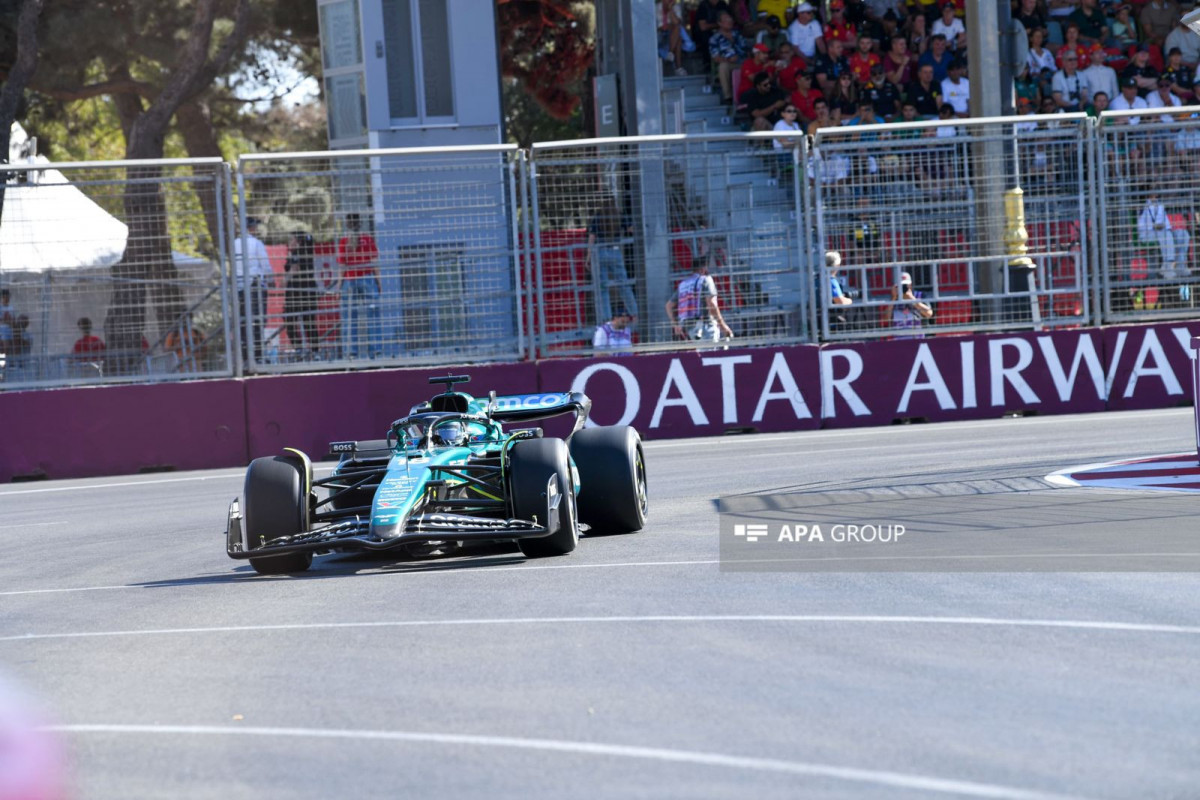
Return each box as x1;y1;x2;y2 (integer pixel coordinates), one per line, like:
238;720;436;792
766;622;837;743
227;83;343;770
827;250;853;326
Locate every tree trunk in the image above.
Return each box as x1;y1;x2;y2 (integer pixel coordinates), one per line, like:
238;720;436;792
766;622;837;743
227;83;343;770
0;0;44;217
176;99;224;256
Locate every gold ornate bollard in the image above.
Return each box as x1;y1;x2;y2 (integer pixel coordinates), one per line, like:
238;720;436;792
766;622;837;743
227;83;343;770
1004;186;1034;269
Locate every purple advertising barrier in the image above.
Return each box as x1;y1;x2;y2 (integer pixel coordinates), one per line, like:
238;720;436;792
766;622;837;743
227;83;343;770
244;362;540;460
0;380;247;482
535;345;822;440
818;328;1109;428
1193;336;1200;465
1101;321;1200;412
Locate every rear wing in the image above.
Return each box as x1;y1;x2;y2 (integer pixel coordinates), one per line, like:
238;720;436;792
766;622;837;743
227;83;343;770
490;392;591;431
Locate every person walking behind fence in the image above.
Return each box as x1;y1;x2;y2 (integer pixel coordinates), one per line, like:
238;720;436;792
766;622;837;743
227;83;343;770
336;213;382;360
1139;193;1184;278
593;304;635;353
587;199;640;326
666;246;734;342
233;216;273;365
284;231;320;359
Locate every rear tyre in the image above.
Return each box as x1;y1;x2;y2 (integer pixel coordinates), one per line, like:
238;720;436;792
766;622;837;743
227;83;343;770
570;426;647;534
244;455;313;575
509;438;578;558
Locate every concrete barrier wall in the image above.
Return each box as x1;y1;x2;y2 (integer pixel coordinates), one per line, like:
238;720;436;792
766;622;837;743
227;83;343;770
3;321;1198;482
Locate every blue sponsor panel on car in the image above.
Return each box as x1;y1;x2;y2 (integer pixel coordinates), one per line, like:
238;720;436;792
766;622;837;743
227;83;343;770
493;393;572;410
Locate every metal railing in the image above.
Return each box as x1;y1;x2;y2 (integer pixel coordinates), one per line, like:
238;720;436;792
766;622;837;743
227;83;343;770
0;158;234;390
234;145;526;373
8;114;1200;391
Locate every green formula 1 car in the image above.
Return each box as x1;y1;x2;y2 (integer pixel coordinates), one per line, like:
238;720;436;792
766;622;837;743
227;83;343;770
225;375;648;575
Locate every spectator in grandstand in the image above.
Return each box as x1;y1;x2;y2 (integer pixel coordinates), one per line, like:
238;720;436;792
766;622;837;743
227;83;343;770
730;0;767;36
773;103;804;150
847;99;881;126
756;0;793;26
907;12;929;55
1087;90;1111;115
692;0;732;66
1174;118;1200;169
71;317;105;362
933;101;963;135
894;98;924;128
737;43;776;97
910;0;940;25
1140;0;1180;47
824;0;858;48
284;230;320;357
1162;47;1195;101
758;14;790;53
889;271;933;337
165;315;206;373
710;11;750;103
1056;23;1089;69
665;246;734;342
1046;0;1078;33
941;58;971;116
919;33;952;83
815;37;852;91
791;69;825;120
742;69;790;129
1111;4;1139;49
1081;45;1119;106
788;3;826;58
1015;0;1047;36
826;250;853;324
593;304;635;352
882;35;917;86
1027;27;1057;91
1015;63;1041;107
659;0;693;76
849;35;881;83
1164;20;1200;68
0;289;12;354
864;63;902;117
1145;75;1183;121
1111;75;1149;121
1052;51;1086;110
336;212;382;360
807;96;838;133
1139;192;1186;278
233;215;273;365
1068;0;1109;46
907;62;943;116
774;42;808;91
1121;44;1160;94
931;2;966;50
828;71;861;117
588;198;640;326
7;313;31;376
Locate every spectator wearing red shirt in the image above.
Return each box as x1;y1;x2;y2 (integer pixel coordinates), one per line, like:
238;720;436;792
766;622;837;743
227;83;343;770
848;36;881;84
824;0;858;48
773;42;808;92
71;317;105;373
737;43;776;97
336;212;383;359
790;70;824;122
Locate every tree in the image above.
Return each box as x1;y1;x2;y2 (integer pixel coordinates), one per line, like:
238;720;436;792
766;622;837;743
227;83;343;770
498;0;594;121
0;0;43;217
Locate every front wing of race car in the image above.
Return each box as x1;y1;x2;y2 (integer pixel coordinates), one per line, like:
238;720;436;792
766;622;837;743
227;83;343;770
225;474;563;560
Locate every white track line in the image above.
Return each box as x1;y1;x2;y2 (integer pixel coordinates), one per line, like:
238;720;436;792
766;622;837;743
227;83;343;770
41;723;1083;800
6;615;1200;644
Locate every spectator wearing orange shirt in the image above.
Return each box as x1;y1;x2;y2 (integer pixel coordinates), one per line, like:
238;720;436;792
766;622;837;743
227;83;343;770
336;212;383;360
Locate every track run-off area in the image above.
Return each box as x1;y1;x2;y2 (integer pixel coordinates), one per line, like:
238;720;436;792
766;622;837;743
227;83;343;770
2;407;1199;799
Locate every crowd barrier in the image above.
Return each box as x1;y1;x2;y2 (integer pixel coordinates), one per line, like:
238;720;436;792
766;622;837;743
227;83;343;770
6;115;1200;394
2;319;1197;483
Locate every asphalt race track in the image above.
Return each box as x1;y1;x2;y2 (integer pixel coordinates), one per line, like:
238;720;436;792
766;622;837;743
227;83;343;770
3;408;1200;799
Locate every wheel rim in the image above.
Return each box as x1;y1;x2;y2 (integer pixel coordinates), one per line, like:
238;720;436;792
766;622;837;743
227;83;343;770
634;445;648;517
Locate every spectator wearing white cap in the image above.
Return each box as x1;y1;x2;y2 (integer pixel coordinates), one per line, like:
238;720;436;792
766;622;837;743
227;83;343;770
890;271;933;337
788;2;825;58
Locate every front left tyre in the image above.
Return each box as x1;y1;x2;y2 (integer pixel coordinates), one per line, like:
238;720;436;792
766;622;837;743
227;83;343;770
244;454;313;575
509;438;579;558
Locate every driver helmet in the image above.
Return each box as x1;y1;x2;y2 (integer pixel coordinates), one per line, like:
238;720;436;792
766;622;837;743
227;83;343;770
431;420;467;447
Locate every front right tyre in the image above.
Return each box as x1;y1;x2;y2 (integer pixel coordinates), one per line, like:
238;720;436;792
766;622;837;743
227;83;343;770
243;454;313;575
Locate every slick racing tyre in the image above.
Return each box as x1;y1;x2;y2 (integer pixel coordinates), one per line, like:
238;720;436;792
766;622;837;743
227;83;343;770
244;454;313;575
569;426;647;534
509;438;579;558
